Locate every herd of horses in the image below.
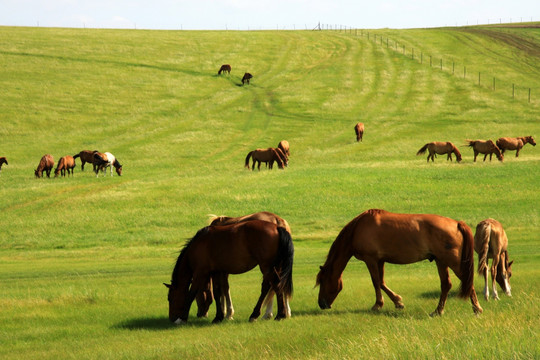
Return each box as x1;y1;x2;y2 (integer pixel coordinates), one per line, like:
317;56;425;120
218;64;253;85
165;209;513;324
31;150;123;178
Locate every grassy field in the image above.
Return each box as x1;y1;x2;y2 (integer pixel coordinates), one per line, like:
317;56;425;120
0;25;539;359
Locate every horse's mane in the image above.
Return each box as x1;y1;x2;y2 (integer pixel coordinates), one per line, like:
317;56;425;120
171;226;210;286
207;214;228;225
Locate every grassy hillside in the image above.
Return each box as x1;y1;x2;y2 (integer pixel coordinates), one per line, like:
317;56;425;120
0;26;539;359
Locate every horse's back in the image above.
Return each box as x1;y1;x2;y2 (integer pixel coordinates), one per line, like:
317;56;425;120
476;218;507;253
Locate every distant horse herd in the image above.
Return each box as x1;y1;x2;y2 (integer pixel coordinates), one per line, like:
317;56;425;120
217;64;253;86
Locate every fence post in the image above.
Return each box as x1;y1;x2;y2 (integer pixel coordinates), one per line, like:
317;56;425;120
386;38;389;48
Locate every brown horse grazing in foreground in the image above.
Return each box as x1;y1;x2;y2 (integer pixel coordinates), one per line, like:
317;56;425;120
0;157;8;174
496;136;536;157
54;156;76;177
355;123;364;142
242;72;253;85
466;140;503;162
316;209;483;316
278;140;290;157
416;141;462;162
164;220;294;324
218;64;231;75
245;148;285;170
73;150;99;172
35;154;55;178
193;212;293;320
474;219;513;301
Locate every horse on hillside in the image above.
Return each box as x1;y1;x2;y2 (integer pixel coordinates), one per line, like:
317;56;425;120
465;140;503;162
316;209;483;316
54;156;76;177
0;157;8;174
416;141;462;162
496;136;536;157
278;140;290;158
93;152;122;177
73;150;99;172
242;72;253;85
245;148;285;170
355;123;364;142
35;154;55;178
164;220;294;324
218;64;231;75
474;218;513;301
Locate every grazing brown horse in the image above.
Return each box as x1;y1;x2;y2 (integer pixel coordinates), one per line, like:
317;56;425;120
496;136;536;157
73;150;99;172
242;72;253;85
416;141;462;162
195;211;293;320
245;148;285;170
474;219;513;301
316;209;482;316
278;140;290;157
466;140;503;162
0;157;8;174
218;64;231;75
164;220;294;324
54;156;76;177
355;123;364;142
34;154;55;178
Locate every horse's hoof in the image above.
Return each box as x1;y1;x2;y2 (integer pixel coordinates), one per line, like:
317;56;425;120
212;317;223;324
395;302;405;309
174;318;187;325
262;313;273;320
249;317;258;323
429;310;443;317
370;304;382;312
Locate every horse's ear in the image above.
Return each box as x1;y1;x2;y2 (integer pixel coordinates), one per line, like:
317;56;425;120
319;266;323;270
163;283;171;288
508;261;514;267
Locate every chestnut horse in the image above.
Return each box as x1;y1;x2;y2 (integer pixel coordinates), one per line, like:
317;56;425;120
242;72;253;85
34;154;54;178
355;123;364;142
164;220;294;324
93;152;122;176
73;150;99;172
416;141;462;162
278;140;290;157
245;148;285;170
474;219;513;301
0;157;8;174
218;64;231;75
316;209;482;316
496;136;536;157
54;156;76;177
466;140;503;162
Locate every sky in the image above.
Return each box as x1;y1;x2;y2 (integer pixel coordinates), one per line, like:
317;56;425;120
1;0;539;30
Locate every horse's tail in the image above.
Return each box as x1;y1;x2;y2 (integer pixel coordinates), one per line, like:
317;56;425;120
274;227;294;298
73;153;80;159
245;151;253;168
475;221;491;276
465;140;475;147
416;144;429;155
457;221;475;299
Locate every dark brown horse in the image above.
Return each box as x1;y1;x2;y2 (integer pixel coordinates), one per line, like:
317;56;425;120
0;157;7;174
34;154;54;178
496;136;536;157
245;148;285;170
474;218;513;301
466;140;503;162
416;141;462;162
242;72;253;85
355;123;364;142
164;220;294;324
54;156;76;177
316;209;482;316
73;150;99;172
218;64;231;75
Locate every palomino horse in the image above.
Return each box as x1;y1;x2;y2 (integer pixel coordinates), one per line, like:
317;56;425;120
218;64;231;75
73;150;99;172
164;220;294;324
355;123;364;142
34;154;54;178
416;141;462;162
93;152;122;176
242;72;253;85
0;157;7;174
54;156;76;177
316;209;482;316
496;136;536;157
278;140;290;158
466;140;503;162
474;218;513;301
245;148;285;170
194;212;293;320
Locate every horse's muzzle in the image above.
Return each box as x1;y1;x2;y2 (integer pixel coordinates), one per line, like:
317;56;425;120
318;299;331;310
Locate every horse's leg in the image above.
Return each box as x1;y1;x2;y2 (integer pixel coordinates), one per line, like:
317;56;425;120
482;260;490;301
211;274;225;323
220;273;235;319
378;262;404;309
474;151;478;162
261;289;275;320
516;147;521;157
490;255;501;300
365;259;384;311
249;279;272;322
179;274;209;323
431;261;452;316
196;281;212;318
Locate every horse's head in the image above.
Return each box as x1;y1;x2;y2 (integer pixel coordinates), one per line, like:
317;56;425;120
164;282;189;324
526;136;536;146
316;265;343;310
496;258;513;295
34;169;41;178
453;146;463;162
115;166;122;176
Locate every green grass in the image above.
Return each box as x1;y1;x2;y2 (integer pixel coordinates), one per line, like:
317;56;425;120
0;25;539;359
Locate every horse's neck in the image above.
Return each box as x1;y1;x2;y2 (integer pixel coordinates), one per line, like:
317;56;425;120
324;233;354;279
